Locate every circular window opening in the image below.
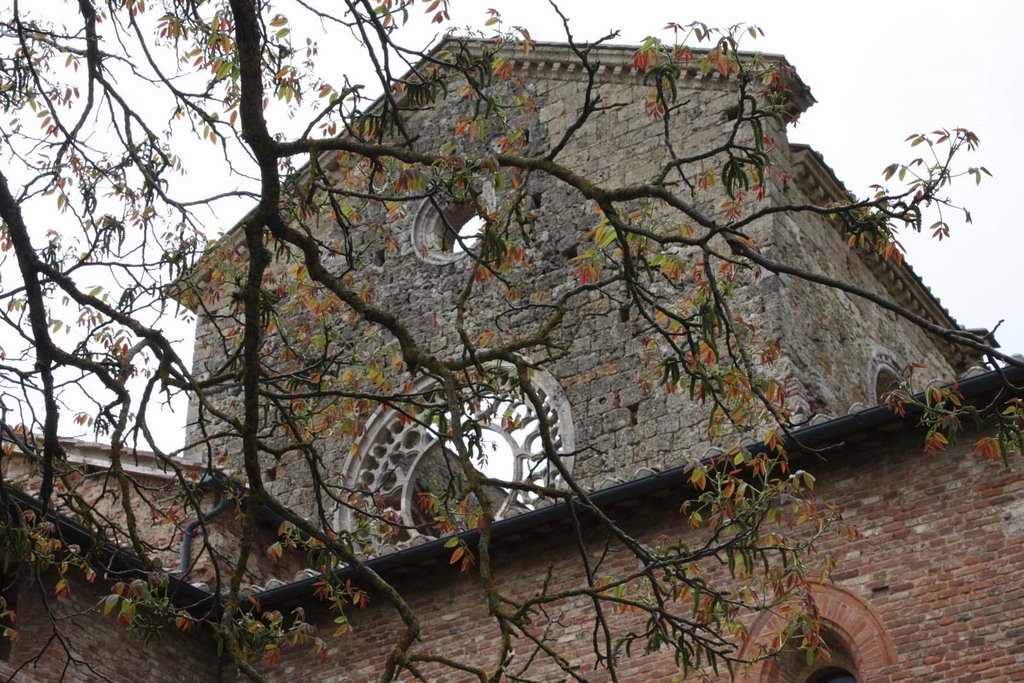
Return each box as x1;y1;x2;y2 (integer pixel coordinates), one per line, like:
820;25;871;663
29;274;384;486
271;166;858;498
441;203;485;254
472;427;521;481
411;191;493;264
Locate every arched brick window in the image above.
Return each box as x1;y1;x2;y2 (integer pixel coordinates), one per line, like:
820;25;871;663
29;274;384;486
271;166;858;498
737;584;896;683
762;628;860;682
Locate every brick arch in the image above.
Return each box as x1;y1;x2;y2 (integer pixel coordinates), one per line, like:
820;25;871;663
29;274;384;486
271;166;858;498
736;584;896;682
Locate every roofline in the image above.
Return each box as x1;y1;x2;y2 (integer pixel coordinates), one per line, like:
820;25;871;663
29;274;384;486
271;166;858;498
177;36;815;308
57;437;208;480
440;37;814;112
788;143;979;369
2;436;209;482
252;363;1024;610
13;363;1020;614
6;489;218;616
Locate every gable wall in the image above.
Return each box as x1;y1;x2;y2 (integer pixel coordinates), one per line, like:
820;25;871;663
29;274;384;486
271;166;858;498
185;47;963;580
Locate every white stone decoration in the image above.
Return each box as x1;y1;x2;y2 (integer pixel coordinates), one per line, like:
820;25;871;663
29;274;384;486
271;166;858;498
338;368;575;547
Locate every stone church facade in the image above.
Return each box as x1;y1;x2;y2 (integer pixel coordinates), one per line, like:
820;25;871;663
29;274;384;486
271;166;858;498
2;40;1022;682
185;39;972;532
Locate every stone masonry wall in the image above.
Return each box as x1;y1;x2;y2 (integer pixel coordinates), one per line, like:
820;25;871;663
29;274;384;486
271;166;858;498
763;144;959;418
185;45;963;559
184;51;789;515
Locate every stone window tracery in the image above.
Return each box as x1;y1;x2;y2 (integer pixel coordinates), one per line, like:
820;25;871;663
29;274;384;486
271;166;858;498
339;369;575;548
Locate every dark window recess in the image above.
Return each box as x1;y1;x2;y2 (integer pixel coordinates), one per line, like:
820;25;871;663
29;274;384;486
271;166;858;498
874;368;901;404
812;669;857;683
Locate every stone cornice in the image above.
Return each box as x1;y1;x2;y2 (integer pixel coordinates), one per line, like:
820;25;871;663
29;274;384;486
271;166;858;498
483;39;815;116
789;144;976;369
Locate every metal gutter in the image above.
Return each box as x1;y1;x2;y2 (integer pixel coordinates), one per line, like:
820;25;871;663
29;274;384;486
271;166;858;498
5;489;218;616
253;364;1024;610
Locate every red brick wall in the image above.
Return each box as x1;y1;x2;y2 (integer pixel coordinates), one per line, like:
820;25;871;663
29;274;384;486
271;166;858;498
249;426;1024;681
798;429;1024;682
1;451;305;589
0;570;228;682
3;424;1021;681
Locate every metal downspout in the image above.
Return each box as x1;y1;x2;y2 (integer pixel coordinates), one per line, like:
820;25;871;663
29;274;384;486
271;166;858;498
177;472;230;576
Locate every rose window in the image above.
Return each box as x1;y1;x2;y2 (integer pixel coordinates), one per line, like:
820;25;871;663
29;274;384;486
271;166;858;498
339;370;574;547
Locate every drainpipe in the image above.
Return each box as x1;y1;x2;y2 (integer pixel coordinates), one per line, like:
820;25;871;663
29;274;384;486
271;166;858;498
177;472;230;577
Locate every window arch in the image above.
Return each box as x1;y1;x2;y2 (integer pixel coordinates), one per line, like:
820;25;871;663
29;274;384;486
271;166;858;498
737;584;896;683
873;366;901;405
338;367;575;548
865;348;903;406
765;628;860;683
410;184;496;264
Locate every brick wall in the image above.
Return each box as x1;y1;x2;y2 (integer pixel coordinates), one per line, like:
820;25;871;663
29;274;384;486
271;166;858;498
0;445;298;589
245;425;1024;681
2;413;1018;680
0;569;227;682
